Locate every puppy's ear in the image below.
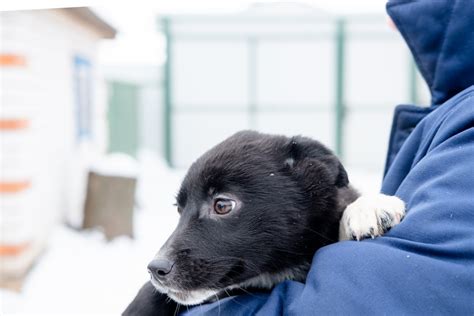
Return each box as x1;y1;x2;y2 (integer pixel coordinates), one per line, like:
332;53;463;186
285;136;349;188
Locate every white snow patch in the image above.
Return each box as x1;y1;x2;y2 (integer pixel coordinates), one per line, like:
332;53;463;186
89;153;139;178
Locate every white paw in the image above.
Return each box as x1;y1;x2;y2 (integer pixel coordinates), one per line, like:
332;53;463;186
339;194;405;241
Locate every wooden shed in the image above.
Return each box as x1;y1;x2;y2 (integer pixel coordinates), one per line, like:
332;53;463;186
0;8;116;287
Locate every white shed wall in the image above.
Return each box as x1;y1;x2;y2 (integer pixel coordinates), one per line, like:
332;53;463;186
0;9;108;274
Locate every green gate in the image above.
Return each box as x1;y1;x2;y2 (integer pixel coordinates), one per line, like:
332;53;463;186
108;81;139;157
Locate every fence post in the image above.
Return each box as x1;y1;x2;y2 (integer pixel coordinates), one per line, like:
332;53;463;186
162;17;173;167
409;58;419;104
334;18;346;159
248;37;258;130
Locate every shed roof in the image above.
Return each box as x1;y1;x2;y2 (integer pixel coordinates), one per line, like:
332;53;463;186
60;7;117;39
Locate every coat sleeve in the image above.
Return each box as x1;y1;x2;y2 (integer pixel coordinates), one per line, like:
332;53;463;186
182;93;474;315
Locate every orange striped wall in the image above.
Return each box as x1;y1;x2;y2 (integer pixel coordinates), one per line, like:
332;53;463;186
0;181;31;193
0;243;30;256
0;119;31;193
0;119;30;131
0;54;27;67
0;111;31;256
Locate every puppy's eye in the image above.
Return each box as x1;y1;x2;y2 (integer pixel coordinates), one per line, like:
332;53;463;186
213;198;235;215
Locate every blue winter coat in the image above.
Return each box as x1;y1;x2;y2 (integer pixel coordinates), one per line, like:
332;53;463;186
184;0;474;314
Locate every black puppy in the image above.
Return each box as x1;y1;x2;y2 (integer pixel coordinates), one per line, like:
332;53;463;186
124;131;404;315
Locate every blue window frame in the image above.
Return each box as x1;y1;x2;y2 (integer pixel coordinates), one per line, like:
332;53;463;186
73;55;92;140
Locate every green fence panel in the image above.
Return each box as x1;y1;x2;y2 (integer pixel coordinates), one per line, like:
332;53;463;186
108;81;139;157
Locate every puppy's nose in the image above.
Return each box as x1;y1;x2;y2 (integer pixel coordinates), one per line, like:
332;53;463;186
148;259;174;279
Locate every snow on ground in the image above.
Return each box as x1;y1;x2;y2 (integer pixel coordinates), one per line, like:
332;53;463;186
0;152;383;316
1;152;186;316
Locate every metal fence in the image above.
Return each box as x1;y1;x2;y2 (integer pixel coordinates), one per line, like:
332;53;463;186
158;12;429;171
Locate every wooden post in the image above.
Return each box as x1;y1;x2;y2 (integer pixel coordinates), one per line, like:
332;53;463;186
82;171;136;239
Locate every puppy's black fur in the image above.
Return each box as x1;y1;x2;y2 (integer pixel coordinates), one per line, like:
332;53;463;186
124;131;358;315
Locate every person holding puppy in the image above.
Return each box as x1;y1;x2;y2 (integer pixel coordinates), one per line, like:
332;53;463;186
125;0;474;314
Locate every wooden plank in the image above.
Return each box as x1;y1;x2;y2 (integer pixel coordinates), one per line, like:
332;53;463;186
0;54;27;67
0;119;30;130
0;242;30;256
0;181;31;193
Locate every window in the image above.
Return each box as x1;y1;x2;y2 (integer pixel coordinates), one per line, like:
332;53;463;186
73;55;92;140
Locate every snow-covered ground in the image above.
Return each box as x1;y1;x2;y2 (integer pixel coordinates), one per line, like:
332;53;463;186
0;152;382;316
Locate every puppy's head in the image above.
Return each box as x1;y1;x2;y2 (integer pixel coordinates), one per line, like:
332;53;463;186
148;130;348;305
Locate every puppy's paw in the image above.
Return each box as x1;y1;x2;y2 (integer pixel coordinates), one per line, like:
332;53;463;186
339;194;405;241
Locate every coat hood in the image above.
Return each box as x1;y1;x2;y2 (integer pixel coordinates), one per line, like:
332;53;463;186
387;0;474;105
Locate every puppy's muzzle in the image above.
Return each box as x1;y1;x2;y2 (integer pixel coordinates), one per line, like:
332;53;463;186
148;259;174;281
